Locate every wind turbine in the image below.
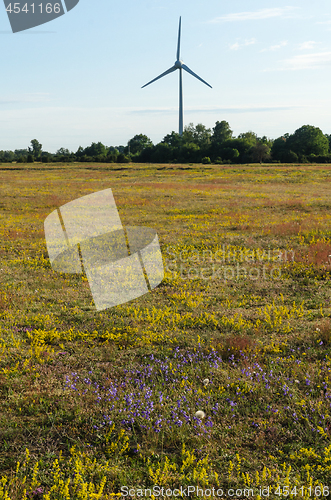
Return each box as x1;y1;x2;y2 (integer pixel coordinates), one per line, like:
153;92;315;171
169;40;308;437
142;17;212;136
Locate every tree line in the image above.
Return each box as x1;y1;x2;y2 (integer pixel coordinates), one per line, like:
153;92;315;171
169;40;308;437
1;122;331;164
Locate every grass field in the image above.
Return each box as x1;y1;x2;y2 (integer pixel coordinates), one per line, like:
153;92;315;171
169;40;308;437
0;162;331;499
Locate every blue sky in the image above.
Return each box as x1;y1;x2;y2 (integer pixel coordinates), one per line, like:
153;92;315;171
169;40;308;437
2;0;331;152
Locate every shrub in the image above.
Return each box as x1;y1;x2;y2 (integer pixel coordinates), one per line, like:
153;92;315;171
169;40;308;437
117;153;131;163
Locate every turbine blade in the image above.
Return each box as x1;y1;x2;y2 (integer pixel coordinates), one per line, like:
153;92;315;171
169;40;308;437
141;65;177;88
182;64;212;88
176;16;181;61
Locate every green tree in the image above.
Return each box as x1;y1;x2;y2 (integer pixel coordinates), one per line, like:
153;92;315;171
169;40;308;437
194;123;212;148
221;147;240;162
160;131;182;161
211;121;233;159
0;150;15;162
56;147;71;156
283;150;299;163
55;148;73;162
271;136;289;162
182;123;195;144
117;152;131;163
250;142;271;163
237;131;257;147
106;146;119;163
14;149;29;162
75;146;84;159
325;134;331;152
258;135;273;148
219;137;253;163
41;152;51;163
287;125;329;157
180;142;200;163
162;131;182;148
138;147;154;162
29;139;42;160
127;134;153;155
151;143;172;163
182;123;211;152
83;142;107;161
211;121;233;146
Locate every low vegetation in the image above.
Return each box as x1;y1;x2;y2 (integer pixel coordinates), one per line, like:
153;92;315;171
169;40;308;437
0;162;330;498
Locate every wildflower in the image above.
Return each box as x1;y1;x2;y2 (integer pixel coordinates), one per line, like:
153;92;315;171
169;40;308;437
195;410;205;419
203;378;210;386
30;487;43;497
294;380;300;384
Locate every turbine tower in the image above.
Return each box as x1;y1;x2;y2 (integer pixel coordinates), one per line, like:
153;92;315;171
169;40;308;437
142;17;212;136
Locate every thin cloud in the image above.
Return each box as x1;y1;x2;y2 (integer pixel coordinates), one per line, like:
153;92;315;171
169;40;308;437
264;51;331;71
260;41;288;52
131;108;177;114
0;93;50;105
186;106;298;114
209;7;297;23
282;51;331;70
131;105;300;115
315;20;331;30
298;41;319;50
229;38;257;51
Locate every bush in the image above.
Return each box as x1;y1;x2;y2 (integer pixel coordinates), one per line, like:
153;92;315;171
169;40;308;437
117;153;131;163
283;150;298;163
106;153;117;163
81;155;93;162
27;154;34;163
298;154;308;163
202;156;211;164
308;154;331;163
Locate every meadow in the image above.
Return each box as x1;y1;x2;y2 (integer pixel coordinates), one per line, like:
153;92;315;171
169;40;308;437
0;162;331;499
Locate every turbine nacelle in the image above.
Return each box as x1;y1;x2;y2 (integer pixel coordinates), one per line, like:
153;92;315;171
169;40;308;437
175;59;184;69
